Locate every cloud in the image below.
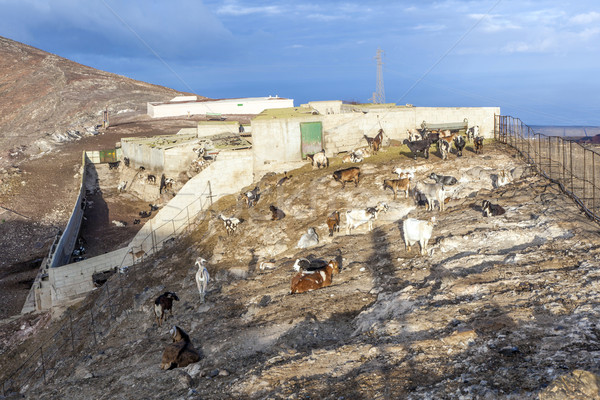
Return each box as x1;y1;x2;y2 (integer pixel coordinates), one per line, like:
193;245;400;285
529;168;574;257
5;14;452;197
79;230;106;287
569;11;600;25
216;1;283;16
412;24;446;32
468;13;521;32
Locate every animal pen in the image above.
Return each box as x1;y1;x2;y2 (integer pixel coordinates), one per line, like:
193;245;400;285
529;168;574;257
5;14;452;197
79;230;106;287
495;115;600;223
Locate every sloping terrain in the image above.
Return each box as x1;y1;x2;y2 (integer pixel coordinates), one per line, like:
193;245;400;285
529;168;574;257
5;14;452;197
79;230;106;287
3;142;600;399
0;35;190;168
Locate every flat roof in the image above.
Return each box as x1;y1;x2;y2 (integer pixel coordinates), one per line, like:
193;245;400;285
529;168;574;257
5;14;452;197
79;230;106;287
150;96;291;106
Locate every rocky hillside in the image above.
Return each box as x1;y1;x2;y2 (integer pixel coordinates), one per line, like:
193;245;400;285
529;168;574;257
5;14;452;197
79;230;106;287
3;142;600;399
0;36;190;168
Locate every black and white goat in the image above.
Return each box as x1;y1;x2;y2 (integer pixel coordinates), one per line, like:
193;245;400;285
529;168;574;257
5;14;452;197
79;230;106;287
306;150;329;169
218;214;243;235
154;291;180;327
482;200;505;217
466;125;479;142
454;135;466;156
429;172;458;186
244;186;260;207
345;202;388;234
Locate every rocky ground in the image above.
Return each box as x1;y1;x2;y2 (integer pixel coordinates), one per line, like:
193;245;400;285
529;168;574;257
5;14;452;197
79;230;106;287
2;141;600;399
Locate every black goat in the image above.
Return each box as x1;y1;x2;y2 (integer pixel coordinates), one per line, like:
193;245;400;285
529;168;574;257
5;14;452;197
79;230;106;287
108;161;120;170
269;205;286;220
154;292;180;327
149;204;159;211
482;200;505;217
244;186;260;207
139;210;152;218
404;137;434;159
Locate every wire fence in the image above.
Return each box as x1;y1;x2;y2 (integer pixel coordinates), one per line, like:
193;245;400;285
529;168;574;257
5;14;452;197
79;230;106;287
495;115;600;223
1;181;214;396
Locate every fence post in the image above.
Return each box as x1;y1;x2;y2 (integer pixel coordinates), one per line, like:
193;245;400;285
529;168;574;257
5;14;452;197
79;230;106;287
563;138;566;187
105;280;115;320
548;136;552;179
208;181;213;206
584;147;587;205
69;313;75;352
571;140;574;194
594;152;596;216
39;346;46;384
89;309;98;347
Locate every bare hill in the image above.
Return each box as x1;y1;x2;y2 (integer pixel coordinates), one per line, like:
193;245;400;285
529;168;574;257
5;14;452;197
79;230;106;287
0;36;190;168
3;143;600;399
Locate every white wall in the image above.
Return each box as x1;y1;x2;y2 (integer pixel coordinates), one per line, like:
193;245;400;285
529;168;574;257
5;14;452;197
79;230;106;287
148;97;294;118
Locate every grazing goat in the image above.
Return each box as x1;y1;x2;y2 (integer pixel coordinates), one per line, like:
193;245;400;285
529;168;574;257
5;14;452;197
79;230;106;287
414;182;446;211
326;211;340;236
290;260;340;294
482;200;506;217
345;202;388;234
244;186;260;207
342;149;364;163
277;172;291;186
147;174;157;184
154;292;180;327
474;136;484;154
333;167;360;188
160;326;201;370
429;172;458;186
383;178;411;199
269;205;286;220
108;161;120;170
139;210;152;218
297;228;319;249
438;138;451;161
404;137;434;159
466;125;479;142
454;135;466;157
402;217;436;256
306;150;329;169
218;214;242;235
195;257;210;303
117;181;127;193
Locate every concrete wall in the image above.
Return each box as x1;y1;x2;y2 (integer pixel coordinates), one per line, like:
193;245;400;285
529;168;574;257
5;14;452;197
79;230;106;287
121;135;199;175
252;106;500;174
307;100;343;115
148;97;294;118
197;121;240;137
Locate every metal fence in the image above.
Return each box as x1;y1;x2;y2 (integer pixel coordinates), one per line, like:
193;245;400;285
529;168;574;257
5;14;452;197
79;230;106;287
495;115;600;223
1;181;214;396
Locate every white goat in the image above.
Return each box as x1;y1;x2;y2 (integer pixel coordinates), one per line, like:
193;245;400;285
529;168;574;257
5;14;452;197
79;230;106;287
195;257;210;303
402;217;435;256
218;214;242;235
117;181;127;193
345;202;388;234
392;167;416;180
297;228;319;249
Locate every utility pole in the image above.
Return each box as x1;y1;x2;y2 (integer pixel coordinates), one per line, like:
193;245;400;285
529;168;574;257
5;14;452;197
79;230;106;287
373;48;385;104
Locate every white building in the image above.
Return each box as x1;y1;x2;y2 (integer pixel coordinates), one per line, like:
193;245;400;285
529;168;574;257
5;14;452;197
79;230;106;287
147;95;294;118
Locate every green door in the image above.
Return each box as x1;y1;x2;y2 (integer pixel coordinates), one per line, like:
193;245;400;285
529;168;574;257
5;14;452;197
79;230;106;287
300;122;323;159
99;149;117;163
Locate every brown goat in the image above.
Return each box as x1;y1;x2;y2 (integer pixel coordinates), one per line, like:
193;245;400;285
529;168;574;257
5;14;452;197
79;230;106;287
160;326;201;370
326;211;340;236
383;178;411;200
290;260;340;294
333;167;360;188
269;205;286;221
154;291;180;327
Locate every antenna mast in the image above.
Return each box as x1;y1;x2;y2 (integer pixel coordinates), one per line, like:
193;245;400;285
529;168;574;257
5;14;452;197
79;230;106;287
373;48;385;104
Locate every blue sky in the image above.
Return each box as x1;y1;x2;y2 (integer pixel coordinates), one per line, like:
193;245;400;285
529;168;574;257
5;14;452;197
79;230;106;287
2;0;600;125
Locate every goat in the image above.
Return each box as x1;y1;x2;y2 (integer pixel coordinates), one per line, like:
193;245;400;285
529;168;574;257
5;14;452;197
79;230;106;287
117;181;127;193
482;200;506;217
454;135;466;156
160;326;201;370
402;217;436;256
277;172;291;186
195;257;210;303
495;169;511;187
244;186;260;207
383;178;411;199
154;292;180;327
404;137;434;159
438;138;451;161
466;125;479;142
392;167;416;180
414;181;446;211
342;150;364;163
128;248;145;263
345;202;388;234
297;227;319;249
149;204;159;211
290;260;340;294
365;129;384;154
269;205;286;221
123;157;130;167
474;136;484;154
326;211;340;236
259;261;276;271
429;172;458;186
407;128;424;142
139;210;152;218
218;214;243;235
306;150;329;169
133;219;141;225
333;167;360;188
147;174;157;184
293;258;329;273
108;161;120;170
160;176;175;194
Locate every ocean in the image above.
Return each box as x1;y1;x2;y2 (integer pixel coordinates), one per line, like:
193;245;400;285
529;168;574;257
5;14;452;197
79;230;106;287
530;126;600;139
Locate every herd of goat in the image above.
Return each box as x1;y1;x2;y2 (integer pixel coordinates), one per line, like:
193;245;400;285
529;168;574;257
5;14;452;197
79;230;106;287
142;125;512;370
